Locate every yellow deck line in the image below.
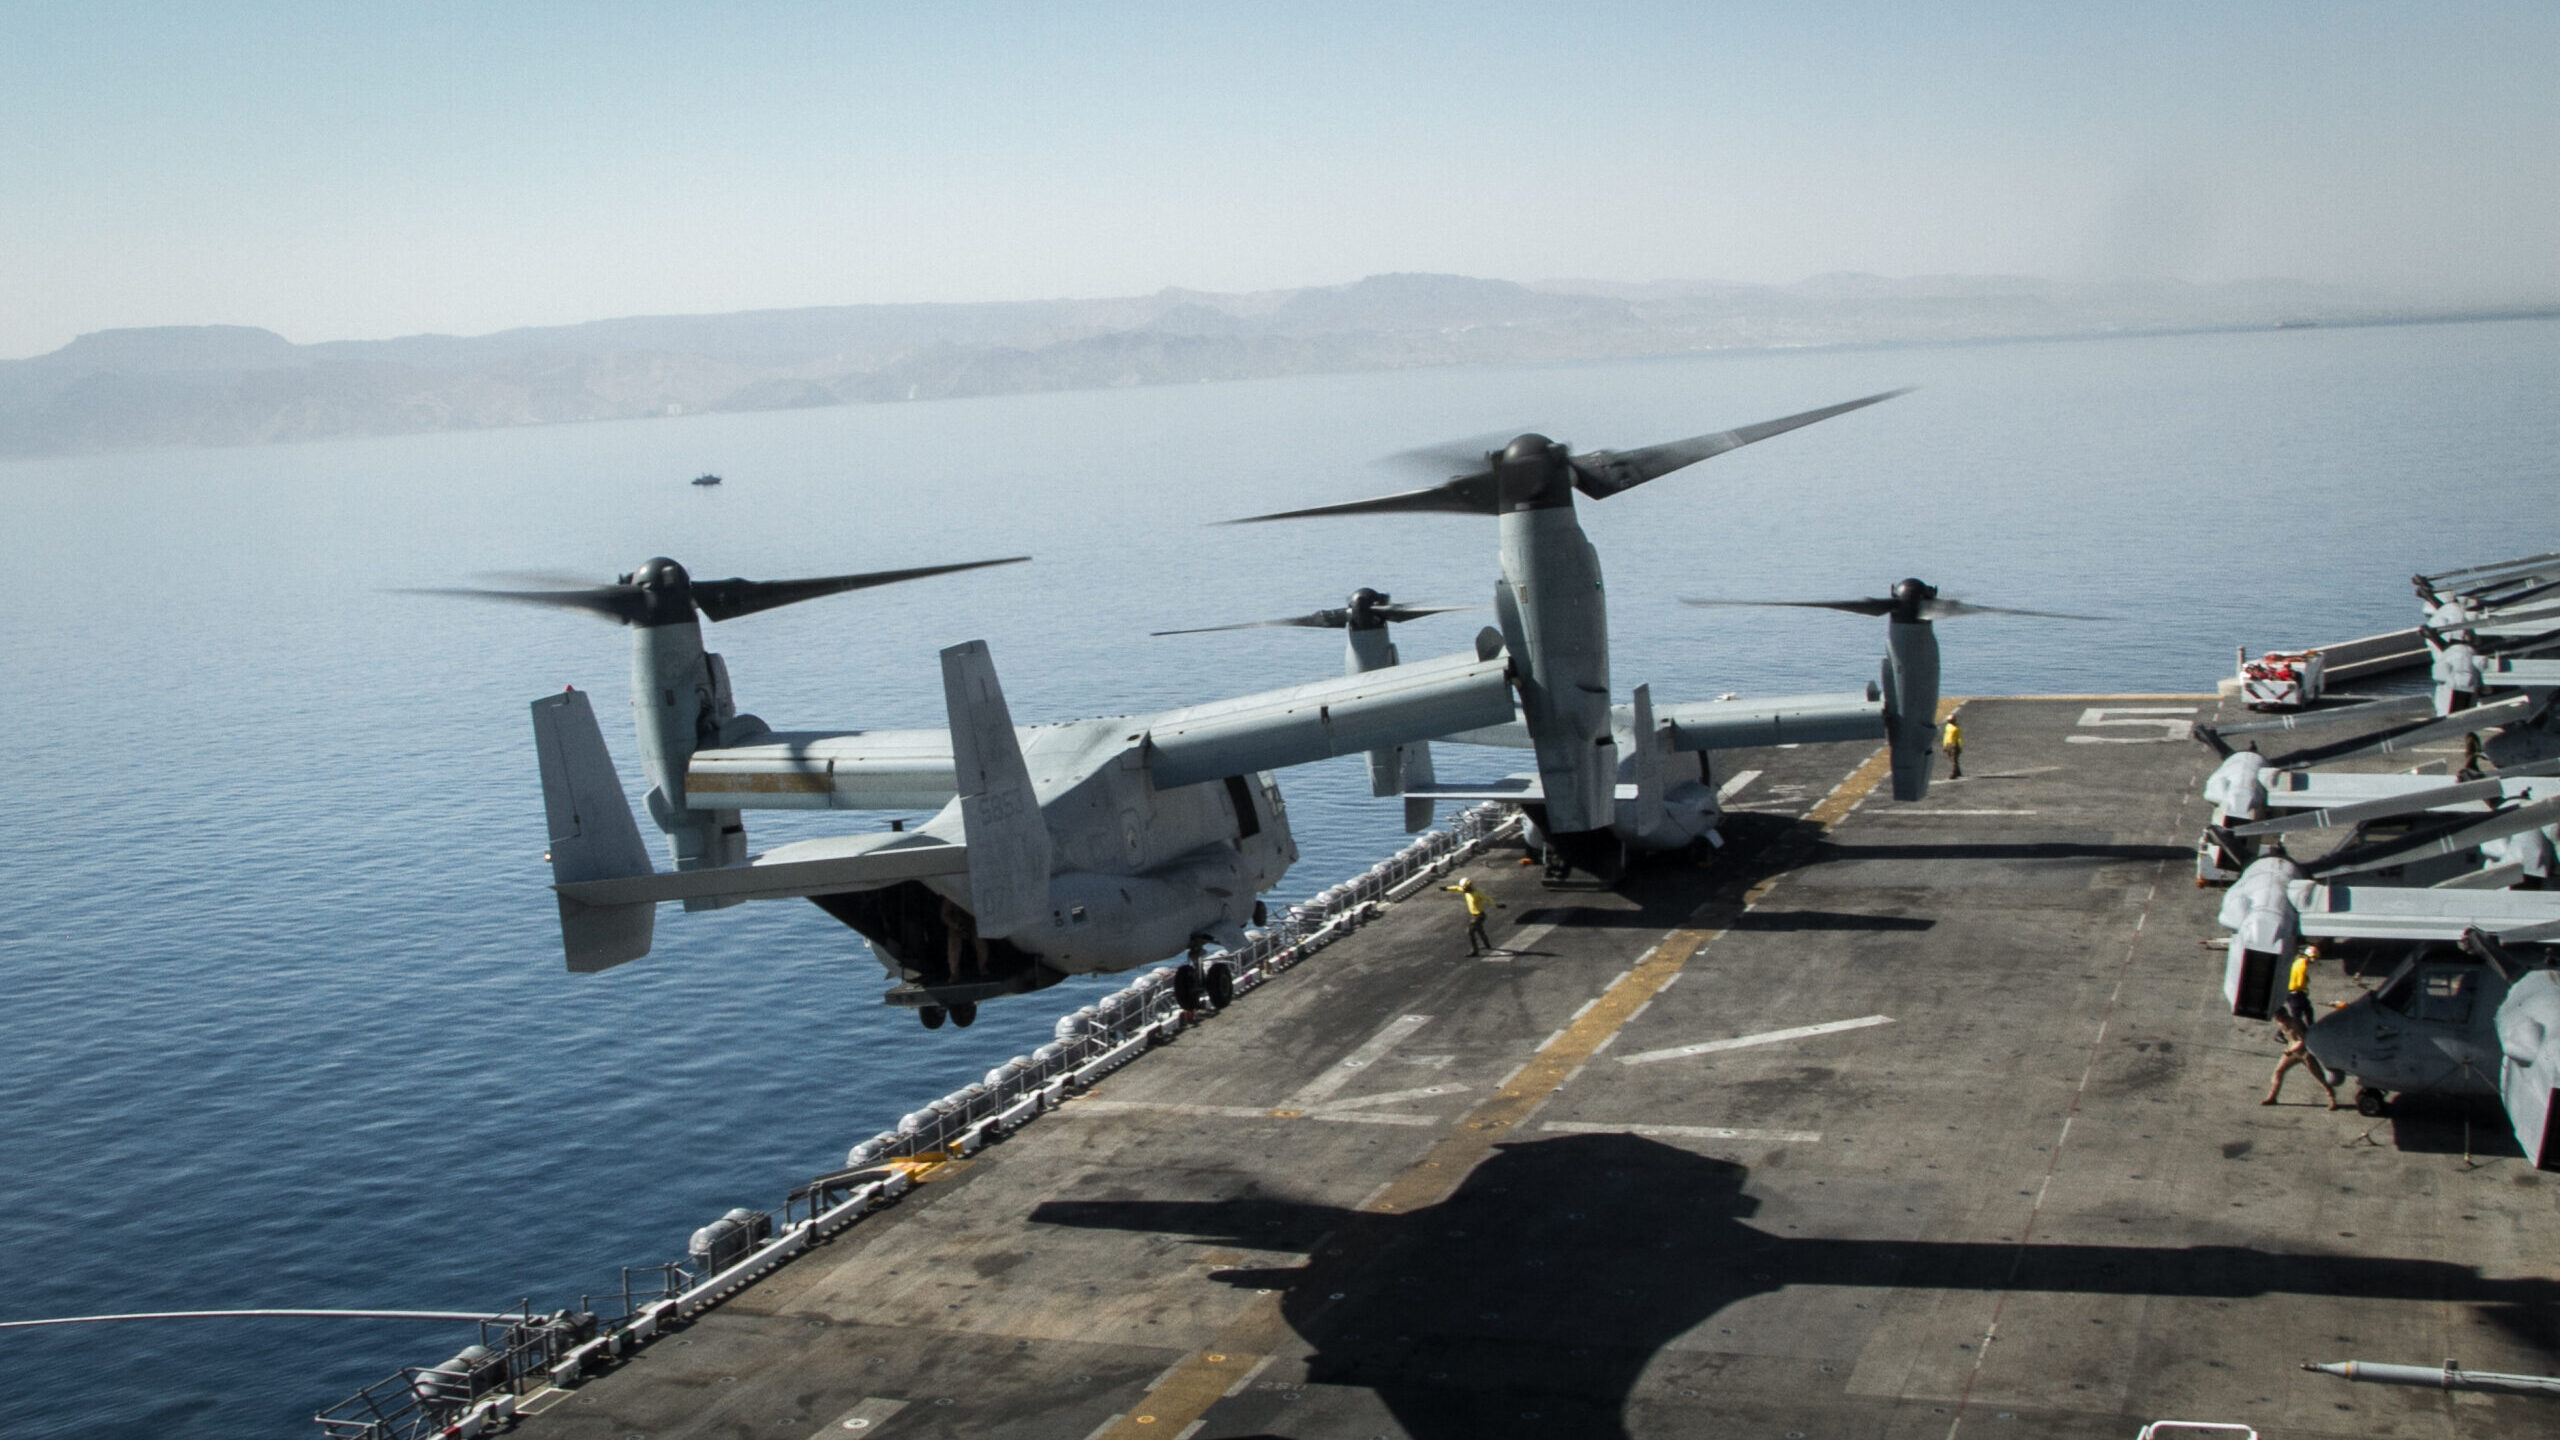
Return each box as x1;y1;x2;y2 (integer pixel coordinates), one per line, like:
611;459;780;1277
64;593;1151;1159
1091;739;1907;1438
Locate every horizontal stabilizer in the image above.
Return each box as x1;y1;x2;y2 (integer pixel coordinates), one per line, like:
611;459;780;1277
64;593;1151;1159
1404;776;1643;804
531;688;656;972
555;836;969;908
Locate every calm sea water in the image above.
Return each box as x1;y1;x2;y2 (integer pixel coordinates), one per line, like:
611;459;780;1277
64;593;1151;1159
0;319;2552;1437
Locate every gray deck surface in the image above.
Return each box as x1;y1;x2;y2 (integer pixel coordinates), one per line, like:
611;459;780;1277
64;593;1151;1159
514;697;2560;1440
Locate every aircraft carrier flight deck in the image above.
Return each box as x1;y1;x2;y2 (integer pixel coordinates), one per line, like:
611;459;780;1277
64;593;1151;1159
485;696;2557;1440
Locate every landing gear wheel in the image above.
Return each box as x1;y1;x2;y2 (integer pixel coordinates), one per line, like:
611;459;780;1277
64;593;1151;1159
949;1001;978;1028
1204;964;1235;1009
919;1005;947;1030
2355;1086;2387;1117
1173;964;1205;1011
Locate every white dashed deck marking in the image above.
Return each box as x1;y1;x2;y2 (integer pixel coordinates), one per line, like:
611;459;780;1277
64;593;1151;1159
1615;1014;1896;1066
1285;1014;1434;1107
1539;1121;1822;1143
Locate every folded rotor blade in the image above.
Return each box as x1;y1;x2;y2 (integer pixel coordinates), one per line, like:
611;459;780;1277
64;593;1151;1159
1224;474;1502;524
2313;794;2560;879
2209;693;2438;739
394;584;650;623
1680;597;1897;617
2235;776;2511;837
1569;389;1911;499
689;556;1029;621
2269;693;2538;768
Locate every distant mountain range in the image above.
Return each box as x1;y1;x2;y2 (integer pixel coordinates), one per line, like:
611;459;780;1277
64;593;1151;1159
3;272;2544;457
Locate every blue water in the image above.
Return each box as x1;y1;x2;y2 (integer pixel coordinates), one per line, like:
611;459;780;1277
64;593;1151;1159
0;318;2552;1437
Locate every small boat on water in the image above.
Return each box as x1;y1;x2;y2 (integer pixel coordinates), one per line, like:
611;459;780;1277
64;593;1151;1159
691;473;723;487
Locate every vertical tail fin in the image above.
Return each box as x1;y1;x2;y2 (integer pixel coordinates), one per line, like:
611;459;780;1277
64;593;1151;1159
531;688;657;972
1626;684;1667;837
941;641;1052;939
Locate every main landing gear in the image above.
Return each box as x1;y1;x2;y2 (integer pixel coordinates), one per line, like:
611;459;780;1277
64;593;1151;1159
2355;1086;2389;1118
1171;961;1235;1012
918;1001;979;1031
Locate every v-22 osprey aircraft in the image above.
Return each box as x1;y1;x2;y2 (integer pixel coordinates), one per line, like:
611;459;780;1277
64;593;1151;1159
1226;390;1993;882
499;392;1938;1024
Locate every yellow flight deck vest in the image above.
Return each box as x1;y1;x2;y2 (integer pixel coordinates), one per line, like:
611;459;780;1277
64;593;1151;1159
1942;720;1963;751
1445;882;1489;917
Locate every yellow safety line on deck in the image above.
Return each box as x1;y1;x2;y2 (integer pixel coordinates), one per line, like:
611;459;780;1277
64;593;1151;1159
1090;736;1908;1439
1086;1350;1260;1440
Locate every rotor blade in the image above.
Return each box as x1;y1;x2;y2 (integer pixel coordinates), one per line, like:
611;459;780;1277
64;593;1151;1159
1680;596;1896;617
689;556;1029;622
1223;473;1501;524
2234;776;2512;837
1919;598;2112;621
1379;431;1523;480
2485;623;2560;656
1373;603;1480;624
2266;692;2539;768
1151;611;1346;637
393;584;648;624
2208;693;2439;739
2313;794;2560;879
1569;388;1912;499
476;568;628;590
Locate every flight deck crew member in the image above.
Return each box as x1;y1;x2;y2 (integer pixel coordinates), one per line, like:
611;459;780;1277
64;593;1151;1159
2281;945;2318;1030
1941;718;1964;779
1443;876;1501;956
2263;1009;2340;1109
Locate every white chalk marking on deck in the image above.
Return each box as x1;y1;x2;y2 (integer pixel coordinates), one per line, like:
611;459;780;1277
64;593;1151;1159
1071;1101;1286;1121
1222;1355;1278;1398
1285;1014;1433;1107
1501;921;1558;954
1305;1111;1440;1128
1716;768;1764;802
1312;1084;1468;1113
1616;1014;1896;1066
1902;809;2041;816
1540;1121;1821;1143
1069;1099;1446;1127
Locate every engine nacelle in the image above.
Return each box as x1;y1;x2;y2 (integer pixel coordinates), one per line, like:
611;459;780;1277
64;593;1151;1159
628;602;759;908
1881;618;1941;802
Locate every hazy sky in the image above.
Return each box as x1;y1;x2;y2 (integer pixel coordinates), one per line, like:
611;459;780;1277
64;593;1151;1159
5;1;2554;358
